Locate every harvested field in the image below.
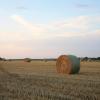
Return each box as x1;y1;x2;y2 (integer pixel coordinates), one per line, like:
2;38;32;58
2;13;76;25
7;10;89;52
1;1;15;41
0;61;100;100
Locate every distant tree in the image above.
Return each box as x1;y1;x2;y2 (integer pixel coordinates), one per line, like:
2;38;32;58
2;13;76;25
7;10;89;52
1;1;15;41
82;57;88;61
0;57;3;60
24;58;32;62
97;57;100;60
0;57;6;61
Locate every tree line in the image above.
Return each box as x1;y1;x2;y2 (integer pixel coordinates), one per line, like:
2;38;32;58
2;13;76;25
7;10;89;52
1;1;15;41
0;57;100;62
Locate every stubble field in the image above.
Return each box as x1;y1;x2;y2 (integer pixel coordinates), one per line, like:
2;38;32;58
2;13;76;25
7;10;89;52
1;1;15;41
0;61;100;100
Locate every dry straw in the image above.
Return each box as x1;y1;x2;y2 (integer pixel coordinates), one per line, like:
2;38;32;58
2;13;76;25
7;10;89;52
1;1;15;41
0;62;11;75
56;55;80;74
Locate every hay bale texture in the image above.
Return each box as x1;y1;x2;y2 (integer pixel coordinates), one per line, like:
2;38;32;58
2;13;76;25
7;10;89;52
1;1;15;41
56;55;80;74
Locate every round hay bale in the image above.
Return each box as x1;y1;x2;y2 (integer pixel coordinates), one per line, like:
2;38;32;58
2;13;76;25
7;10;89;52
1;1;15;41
56;55;80;74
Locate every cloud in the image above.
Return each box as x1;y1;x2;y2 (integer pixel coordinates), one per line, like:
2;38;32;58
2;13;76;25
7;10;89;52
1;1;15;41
50;16;100;37
1;13;100;58
76;4;89;8
0;44;33;58
1;15;100;58
52;16;89;30
16;6;28;10
95;29;100;34
10;15;46;37
11;15;83;38
10;15;100;39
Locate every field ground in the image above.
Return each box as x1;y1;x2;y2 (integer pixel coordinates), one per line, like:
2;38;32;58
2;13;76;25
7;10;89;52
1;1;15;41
0;61;100;100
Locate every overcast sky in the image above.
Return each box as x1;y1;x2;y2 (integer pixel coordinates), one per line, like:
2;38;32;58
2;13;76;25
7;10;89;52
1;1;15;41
0;0;100;58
